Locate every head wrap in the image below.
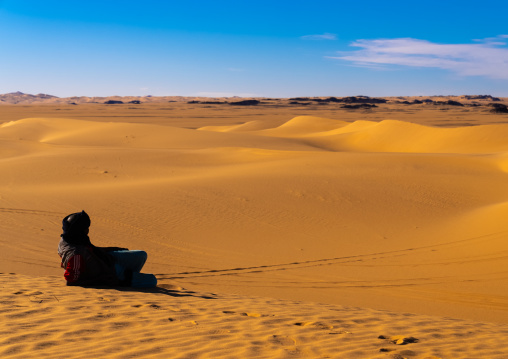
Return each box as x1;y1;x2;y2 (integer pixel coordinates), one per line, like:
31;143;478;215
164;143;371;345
61;210;92;245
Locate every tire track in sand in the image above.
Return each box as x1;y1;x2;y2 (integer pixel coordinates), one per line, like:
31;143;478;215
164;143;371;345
156;231;508;281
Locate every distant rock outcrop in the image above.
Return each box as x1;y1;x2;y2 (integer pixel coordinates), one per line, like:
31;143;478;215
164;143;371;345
489;103;508;113
289;101;310;106
229;100;261;106
289;97;311;102
0;91;58;104
340;96;387;104
310;97;342;103
463;95;501;101
0;93;505;110
187;100;227;104
289;96;386;104
341;104;377;109
399;99;424;104
189;99;260;105
35;93;58;99
434;100;464;106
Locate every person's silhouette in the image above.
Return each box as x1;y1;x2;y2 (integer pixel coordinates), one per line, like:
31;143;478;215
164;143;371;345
58;210;157;288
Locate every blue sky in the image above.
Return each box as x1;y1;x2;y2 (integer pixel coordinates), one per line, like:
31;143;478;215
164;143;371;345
1;0;507;97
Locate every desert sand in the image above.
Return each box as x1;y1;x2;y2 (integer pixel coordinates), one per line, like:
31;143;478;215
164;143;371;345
1;95;508;358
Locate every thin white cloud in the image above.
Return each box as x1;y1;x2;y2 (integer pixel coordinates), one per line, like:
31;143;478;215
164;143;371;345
330;36;508;79
301;33;337;41
473;34;508;45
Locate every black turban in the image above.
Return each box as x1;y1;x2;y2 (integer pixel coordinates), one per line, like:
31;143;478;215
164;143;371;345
61;210;92;245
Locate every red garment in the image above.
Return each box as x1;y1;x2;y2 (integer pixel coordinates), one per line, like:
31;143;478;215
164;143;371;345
58;238;119;287
62;254;85;284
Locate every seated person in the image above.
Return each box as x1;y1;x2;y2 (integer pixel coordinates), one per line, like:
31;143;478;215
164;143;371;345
58;210;157;288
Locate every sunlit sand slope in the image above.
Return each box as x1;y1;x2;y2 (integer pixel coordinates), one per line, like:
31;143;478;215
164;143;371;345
221;116;508;153
2;273;508;359
1;115;508;326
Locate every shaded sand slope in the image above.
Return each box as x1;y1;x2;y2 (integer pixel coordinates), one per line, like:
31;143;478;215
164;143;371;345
1;116;508;325
2;273;508;359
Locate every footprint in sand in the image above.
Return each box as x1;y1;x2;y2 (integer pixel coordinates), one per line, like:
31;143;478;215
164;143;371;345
97;296;117;302
294;321;314;327
271;335;296;346
378;335;419;345
241;312;263;317
222;310;268;318
312;322;334;330
294;321;334;330
29;294;59;303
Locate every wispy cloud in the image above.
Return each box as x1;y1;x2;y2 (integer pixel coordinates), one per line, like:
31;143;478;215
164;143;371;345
301;33;337;41
473;34;508;45
330;36;508;79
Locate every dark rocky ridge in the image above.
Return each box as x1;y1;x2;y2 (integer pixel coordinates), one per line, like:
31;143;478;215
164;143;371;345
289;96;387;104
341;104;378;109
0;91;58;104
433;100;465;106
0;92;506;110
463;95;501;101
490;103;508;113
229;100;261;106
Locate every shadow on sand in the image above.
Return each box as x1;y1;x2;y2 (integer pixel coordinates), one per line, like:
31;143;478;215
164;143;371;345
86;283;218;300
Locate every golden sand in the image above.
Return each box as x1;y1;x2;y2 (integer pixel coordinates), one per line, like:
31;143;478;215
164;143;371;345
2;273;508;358
1;98;508;357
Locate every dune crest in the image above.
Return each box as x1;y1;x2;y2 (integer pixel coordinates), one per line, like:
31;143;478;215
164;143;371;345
318;119;508;153
0;117;314;152
261;115;350;136
202;116;508;154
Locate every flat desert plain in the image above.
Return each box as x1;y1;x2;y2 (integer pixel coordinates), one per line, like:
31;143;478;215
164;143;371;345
1;96;508;358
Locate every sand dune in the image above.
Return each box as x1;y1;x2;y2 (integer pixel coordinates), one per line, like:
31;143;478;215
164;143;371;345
1;104;508;357
2;273;508;358
206;116;508;153
310;120;508;153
